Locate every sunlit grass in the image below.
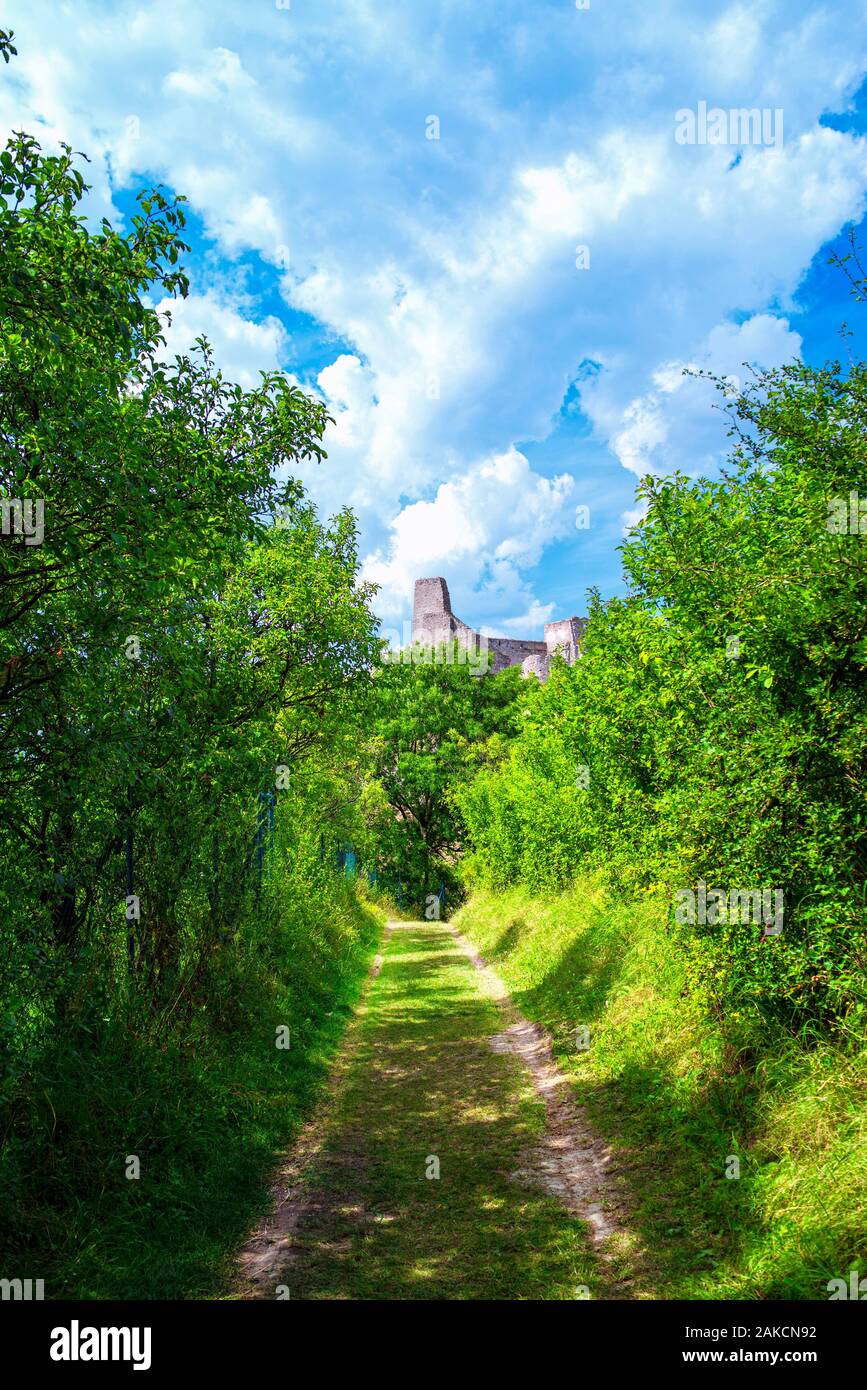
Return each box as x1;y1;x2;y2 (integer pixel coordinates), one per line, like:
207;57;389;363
454;880;867;1300
286;921;604;1300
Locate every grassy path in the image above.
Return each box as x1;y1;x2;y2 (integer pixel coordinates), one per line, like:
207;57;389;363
238;920;632;1300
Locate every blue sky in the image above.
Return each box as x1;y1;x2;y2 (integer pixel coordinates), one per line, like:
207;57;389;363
3;1;867;640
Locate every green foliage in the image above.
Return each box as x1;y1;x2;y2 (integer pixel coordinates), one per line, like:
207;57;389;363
0;123;378;1020
456;351;867;1028
358;645;524;908
0;841;382;1298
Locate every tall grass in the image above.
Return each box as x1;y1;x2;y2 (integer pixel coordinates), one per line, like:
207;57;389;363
0;871;383;1300
454;878;867;1299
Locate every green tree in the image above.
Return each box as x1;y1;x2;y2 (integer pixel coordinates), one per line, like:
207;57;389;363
456;340;867;1027
362;645;523;906
0;119;376;1033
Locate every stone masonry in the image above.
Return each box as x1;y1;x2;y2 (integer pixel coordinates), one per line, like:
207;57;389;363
412;577;585;681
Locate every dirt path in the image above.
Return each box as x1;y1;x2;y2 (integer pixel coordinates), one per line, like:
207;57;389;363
235;919;637;1300
448;924;625;1247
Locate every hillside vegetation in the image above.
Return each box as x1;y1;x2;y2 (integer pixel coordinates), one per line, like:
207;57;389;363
449;302;867;1297
455;882;865;1298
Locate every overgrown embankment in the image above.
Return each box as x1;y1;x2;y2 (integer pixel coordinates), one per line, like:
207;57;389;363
0;882;383;1300
454;880;867;1300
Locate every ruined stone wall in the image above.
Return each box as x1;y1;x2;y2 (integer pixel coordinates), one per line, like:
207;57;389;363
412;577;458;642
520;653;550;681
411;577;584;681
543;615;587;669
488;636;548;674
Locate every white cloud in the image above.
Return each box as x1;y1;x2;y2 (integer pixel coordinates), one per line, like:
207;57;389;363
3;0;867;623
152;292;288;389
362;447;574;629
299;118;867;579
164;47;254;100
606;313;803;480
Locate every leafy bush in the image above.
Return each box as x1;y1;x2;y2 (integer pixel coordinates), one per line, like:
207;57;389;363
457;351;867;1028
356;645;524;909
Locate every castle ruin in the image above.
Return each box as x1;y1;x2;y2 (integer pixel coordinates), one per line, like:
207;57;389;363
412;577;585;682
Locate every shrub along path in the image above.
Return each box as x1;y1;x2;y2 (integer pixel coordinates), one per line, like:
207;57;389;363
236;920;640;1300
